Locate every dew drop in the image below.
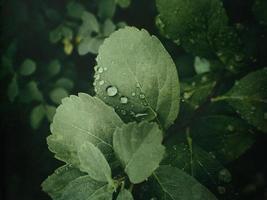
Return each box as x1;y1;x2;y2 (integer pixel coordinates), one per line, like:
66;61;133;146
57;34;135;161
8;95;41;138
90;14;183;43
99;80;105;85
103;67;108;71
227;125;234;132
94;74;100;80
131;92;136;97
183;92;192;99
140;94;145;99
98;67;104;73
218;169;232;183
106;86;118;97
93;82;96;86
120;96;128;104
217;186;226;194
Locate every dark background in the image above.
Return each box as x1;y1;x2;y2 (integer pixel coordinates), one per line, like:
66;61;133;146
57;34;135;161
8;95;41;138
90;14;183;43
1;0;267;199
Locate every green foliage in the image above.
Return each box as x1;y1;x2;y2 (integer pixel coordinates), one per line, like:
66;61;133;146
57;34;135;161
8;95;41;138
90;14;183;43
94;27;180;129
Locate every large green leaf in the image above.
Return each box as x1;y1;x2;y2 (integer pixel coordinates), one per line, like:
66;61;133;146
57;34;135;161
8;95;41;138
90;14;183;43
213;68;267;132
153;165;217;200
47;93;123;167
59;175;113;200
163;142;226;187
189;115;255;163
113;122;165;184
42;165;85;200
94;27;180;129
78;142;113;184
156;0;244;72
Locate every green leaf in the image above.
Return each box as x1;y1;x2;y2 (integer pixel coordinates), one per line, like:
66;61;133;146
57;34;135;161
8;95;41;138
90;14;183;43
178;73;217;123
188;115;255;163
78;142;113;183
49;87;69;105
66;1;85;19
42;164;85;200
213;68;267;132
116;0;131;8
55;78;74;91
156;0;244;72
19;81;43;103
47;59;61;77
103;19;116;37
30;104;46;129
20;58;36;76
163;142;227;187
153;165;217;200
117;189;134;200
59;175;113;200
194;57;211;74
253;0;267;26
45;105;57;122
7;74;19;102
94;27;180;129
97;0;116;19
80;11;99;35
47;93;123;167
78;37;103;55
113;122;165;184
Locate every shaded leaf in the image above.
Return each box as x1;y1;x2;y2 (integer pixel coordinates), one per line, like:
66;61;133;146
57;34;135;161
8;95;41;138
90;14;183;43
113;122;165;184
20;58;36;76
49;87;69;105
153;165;217;200
78;37;103;55
117;189;134;200
42;165;85;200
30;104;45;129
7;74;19;102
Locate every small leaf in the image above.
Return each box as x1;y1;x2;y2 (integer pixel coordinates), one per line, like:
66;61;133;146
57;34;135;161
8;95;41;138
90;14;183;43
94;27;180;129
7;74;19;102
116;0;131;8
19;81;43;103
81;11;99;34
30;104;45;129
20;58;36;76
194;56;211;74
66;1;85;19
113;122;165;184
213;68;267;132
55;78;74;90
49;87;69;105
117;189;134;200
42;164;85;200
103;19;116;37
47;93;123;167
78;142;113;183
45;105;56;122
78;37;103;55
47;59;61;77
59;175;113;200
153;165;217;200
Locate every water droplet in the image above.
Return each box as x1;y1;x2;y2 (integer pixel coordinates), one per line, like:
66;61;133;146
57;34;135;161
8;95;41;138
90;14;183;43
191;82;196;87
103;67;108;71
174;38;181;45
217;186;226;194
94;88;98;92
183;92;192;99
131;92;136;96
135;113;148;118
173;145;177;150
95;74;100;80
93;82;96;86
120;96;128;104
98;67;104;73
227;125;234;132
201;76;208;82
218;169;232;183
140;94;145;99
264;113;267;120
99;80;105;85
106;86;118;97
